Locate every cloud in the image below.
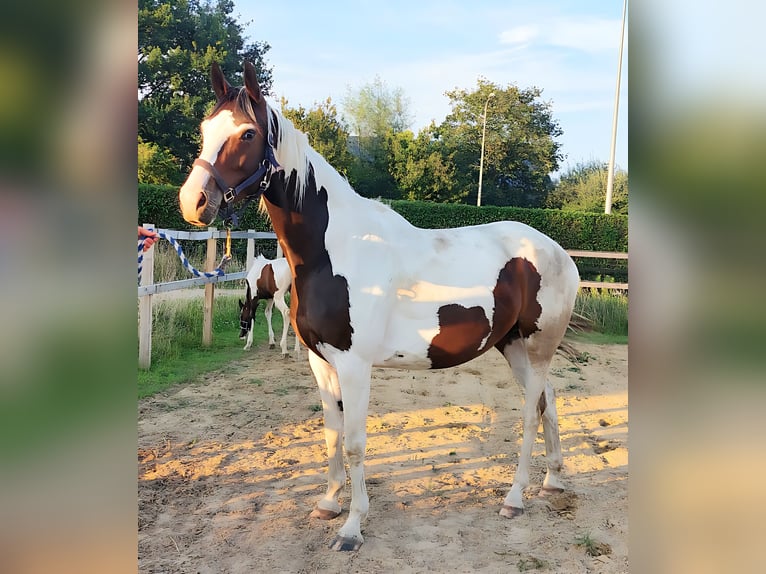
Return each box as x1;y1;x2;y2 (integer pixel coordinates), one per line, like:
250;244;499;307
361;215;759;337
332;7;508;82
549;17;624;54
499;16;622;54
498;25;539;45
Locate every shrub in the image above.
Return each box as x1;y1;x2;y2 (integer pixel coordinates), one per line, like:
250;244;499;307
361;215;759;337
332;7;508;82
139;186;628;252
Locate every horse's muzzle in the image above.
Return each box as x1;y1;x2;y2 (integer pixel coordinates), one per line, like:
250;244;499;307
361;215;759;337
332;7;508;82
179;168;223;226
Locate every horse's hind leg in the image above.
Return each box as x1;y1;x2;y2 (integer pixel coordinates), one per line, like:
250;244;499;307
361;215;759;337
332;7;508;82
538;380;565;494
498;336;556;517
307;351;346;521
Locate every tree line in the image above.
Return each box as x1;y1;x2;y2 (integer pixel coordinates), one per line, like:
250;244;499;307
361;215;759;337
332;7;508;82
138;0;627;214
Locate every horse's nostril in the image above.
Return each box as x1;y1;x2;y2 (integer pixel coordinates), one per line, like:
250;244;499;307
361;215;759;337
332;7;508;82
196;192;207;210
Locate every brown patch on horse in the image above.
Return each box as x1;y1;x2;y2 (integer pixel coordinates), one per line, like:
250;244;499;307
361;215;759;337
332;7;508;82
255;264;277;299
261;168;353;358
426;257;543;369
427;305;491;368
492;257;543;351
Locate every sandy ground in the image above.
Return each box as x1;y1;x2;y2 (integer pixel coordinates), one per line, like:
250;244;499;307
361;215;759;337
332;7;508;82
138;336;627;573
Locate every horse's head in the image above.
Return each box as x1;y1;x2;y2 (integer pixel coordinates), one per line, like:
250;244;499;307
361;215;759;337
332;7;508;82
179;62;275;227
238;281;255;338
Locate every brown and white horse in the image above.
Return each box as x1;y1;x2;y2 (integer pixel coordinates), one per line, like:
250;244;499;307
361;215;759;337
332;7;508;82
179;62;580;552
239;254;300;356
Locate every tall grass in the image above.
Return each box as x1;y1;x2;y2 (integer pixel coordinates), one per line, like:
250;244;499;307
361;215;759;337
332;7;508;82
152;238;248;283
148;295;243;360
574;288;628;338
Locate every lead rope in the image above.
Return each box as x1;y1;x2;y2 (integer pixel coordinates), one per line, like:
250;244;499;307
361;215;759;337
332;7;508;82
138;228;232;285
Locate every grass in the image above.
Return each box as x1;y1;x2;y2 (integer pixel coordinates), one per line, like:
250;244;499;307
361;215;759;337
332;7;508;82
137;294;277;398
573;288;628;339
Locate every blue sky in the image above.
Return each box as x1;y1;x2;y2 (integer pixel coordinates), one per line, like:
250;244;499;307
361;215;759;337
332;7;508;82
238;0;628;176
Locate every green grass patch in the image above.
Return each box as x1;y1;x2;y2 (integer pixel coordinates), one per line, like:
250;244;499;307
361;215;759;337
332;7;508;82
138;295;277;398
567;330;628;345
573;288;628;338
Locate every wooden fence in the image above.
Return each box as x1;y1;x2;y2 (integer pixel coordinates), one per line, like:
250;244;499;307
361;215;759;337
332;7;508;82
567;250;629;290
137;224;627;369
138;225;279;369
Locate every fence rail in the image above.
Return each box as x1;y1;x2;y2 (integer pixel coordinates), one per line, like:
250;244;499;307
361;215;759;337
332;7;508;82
137;225;627;369
566;250;628;291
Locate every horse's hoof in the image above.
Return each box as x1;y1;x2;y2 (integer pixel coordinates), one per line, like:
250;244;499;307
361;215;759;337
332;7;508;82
282;353;289;360
310;507;340;520
329;535;362;552
538;486;564;497
499;505;525;518
269;343;275;349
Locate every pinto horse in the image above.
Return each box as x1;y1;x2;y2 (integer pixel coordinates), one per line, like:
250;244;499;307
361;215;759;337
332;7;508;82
179;62;580;552
239;254;300;355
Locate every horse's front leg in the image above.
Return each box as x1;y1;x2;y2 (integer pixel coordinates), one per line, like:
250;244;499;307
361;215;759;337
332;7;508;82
243;318;254;350
264;299;276;349
307;351;345;520
329;354;371;551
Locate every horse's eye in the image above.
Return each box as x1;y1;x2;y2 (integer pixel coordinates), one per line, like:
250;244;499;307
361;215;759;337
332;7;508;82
241;129;255;141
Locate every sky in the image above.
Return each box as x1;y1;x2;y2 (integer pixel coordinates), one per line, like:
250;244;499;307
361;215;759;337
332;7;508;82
238;0;628;177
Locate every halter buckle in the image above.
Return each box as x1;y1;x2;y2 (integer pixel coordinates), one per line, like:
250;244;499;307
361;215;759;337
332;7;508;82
223;187;236;203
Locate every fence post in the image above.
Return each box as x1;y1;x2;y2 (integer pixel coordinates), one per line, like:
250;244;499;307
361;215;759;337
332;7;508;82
246;229;255;271
138;223;155;369
202;227;217;346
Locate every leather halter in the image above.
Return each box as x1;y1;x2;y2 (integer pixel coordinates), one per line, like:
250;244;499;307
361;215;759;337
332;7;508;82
192;134;281;227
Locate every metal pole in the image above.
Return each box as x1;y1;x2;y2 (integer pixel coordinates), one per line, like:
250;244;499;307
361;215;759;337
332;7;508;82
605;0;627;214
477;92;495;206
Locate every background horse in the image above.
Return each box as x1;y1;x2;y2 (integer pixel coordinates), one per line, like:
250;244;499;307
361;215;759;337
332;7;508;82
179;62;580;552
239;255;300;356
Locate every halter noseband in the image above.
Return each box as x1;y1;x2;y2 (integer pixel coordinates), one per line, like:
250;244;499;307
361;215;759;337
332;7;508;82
193;133;281;227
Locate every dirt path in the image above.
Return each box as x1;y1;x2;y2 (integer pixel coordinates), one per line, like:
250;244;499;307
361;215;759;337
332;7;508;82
138;339;627;573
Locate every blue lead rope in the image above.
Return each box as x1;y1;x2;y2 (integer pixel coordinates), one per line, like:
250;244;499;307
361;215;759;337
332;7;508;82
138;230;231;285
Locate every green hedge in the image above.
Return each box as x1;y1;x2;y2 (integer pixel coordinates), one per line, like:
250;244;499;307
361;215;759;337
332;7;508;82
388;201;627;252
138;184;273;232
139;185;627;252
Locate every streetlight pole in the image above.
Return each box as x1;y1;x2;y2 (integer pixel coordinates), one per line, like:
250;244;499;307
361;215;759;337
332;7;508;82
477;92;495;207
605;0;627;214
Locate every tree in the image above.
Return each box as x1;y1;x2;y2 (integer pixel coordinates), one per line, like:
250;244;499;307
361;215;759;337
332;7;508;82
343;75;413;140
547;161;629;215
138;137;184;185
437;78;563;207
280;97;353;177
138;0;273;175
386;126;463;203
343;77;413;198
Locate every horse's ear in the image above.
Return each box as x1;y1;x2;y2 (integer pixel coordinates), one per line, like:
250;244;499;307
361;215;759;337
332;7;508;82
238;299;244;310
211;62;232;101
243;61;262;103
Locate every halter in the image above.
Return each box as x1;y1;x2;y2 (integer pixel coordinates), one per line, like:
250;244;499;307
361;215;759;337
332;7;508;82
193;133;281;228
